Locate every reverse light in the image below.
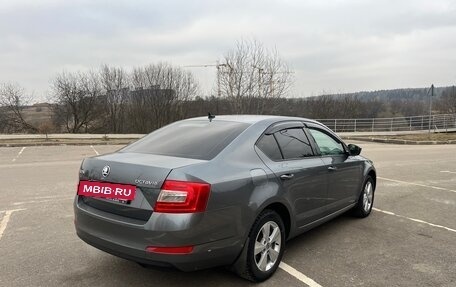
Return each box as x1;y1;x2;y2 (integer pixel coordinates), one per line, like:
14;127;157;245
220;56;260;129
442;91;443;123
154;180;211;213
146;245;194;254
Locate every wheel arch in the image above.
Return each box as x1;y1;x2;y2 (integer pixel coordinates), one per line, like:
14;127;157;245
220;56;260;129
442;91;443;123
367;168;376;190
260;202;292;239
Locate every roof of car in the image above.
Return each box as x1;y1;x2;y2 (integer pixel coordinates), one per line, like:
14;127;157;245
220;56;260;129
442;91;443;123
188;115;320;125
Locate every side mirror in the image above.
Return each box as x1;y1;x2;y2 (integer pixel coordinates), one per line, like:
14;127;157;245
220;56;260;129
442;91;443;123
348;144;362;156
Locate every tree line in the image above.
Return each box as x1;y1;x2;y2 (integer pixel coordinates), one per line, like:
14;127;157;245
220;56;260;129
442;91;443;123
49;63;199;134
2;83;454;134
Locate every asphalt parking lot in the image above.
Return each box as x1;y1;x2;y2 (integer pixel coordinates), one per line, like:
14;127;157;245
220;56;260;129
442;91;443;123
1;142;455;287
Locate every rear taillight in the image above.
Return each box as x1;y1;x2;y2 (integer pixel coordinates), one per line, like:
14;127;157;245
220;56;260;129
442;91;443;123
154;180;211;213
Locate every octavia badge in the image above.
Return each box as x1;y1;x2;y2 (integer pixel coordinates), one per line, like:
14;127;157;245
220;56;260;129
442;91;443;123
101;166;110;177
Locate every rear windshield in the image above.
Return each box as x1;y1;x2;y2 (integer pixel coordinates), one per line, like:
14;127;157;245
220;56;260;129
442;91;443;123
121;120;250;160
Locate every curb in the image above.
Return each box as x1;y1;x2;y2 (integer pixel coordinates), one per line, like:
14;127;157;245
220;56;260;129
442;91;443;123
0;140;136;147
2;136;455;147
343;136;456;145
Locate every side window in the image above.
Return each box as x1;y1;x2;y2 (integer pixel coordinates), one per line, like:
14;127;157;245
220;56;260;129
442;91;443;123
256;134;282;161
309;128;345;156
274;128;314;159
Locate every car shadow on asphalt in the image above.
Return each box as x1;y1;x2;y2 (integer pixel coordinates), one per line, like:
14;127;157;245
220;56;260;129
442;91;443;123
283;212;368;255
61;213;361;287
60;257;249;287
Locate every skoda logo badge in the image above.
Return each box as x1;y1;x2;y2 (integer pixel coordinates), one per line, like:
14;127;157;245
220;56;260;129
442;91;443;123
101;166;110;177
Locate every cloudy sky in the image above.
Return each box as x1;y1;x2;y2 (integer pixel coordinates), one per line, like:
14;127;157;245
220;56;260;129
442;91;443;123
1;0;456;102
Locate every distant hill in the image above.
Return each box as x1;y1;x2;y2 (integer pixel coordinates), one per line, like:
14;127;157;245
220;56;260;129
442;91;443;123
318;86;448;102
22;103;53;126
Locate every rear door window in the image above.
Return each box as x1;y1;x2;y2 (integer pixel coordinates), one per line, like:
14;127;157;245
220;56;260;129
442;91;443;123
256;134;282;161
274;128;314;159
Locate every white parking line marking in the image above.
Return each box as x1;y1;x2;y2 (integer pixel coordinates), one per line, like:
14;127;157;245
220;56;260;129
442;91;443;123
0;209;26;240
12;197;73;206
440;171;456;174
0;160;82;169
11;147;26;162
33;195;73;200
378;176;456;193
90;145;99;155
373;208;456;234
279;262;323;287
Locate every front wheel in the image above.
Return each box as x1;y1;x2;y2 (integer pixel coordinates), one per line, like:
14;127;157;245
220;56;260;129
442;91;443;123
232;210;285;282
352;176;375;218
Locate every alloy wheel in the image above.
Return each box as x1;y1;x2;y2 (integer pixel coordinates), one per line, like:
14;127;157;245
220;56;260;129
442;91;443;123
363;181;373;212
254;221;282;272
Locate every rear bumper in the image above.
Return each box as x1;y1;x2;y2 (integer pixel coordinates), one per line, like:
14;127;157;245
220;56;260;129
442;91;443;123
74;197;244;271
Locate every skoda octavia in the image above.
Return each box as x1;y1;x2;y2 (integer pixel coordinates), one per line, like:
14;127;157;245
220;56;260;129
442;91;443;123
74;115;376;282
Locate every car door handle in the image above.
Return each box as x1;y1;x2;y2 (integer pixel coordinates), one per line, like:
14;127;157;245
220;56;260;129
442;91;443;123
327;166;338;171
280;174;294;180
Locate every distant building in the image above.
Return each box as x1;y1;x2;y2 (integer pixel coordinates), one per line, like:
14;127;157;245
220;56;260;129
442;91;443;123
129;87;176;103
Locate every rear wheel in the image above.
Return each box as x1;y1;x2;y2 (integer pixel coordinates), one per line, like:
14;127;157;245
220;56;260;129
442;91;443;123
352;176;375;218
232;210;285;282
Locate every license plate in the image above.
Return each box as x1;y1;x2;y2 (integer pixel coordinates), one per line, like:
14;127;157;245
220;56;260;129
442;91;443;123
77;180;136;201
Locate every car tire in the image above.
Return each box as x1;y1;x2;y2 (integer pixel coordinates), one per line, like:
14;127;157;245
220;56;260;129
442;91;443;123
352;176;375;218
231;209;286;282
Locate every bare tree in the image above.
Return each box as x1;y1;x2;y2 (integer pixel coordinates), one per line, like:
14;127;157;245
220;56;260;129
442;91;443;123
99;65;129;133
437;86;456;114
130;62;199;132
304;95;338;119
51;71;102;133
38;119;55;140
0;83;38;132
218;39;293;114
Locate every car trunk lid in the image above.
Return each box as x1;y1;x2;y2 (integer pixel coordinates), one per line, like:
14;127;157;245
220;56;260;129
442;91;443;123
78;152;206;222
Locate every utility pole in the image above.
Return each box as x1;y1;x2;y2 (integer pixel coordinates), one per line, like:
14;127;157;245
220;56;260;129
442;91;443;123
251;65;264;98
216;62;221;98
215;61;228;98
258;67;263;98
428;84;434;134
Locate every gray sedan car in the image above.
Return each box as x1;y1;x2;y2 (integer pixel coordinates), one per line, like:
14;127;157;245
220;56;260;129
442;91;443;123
74;115;376;282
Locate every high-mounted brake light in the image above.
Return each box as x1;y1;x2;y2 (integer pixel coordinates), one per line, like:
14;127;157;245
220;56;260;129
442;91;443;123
154;180;211;213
